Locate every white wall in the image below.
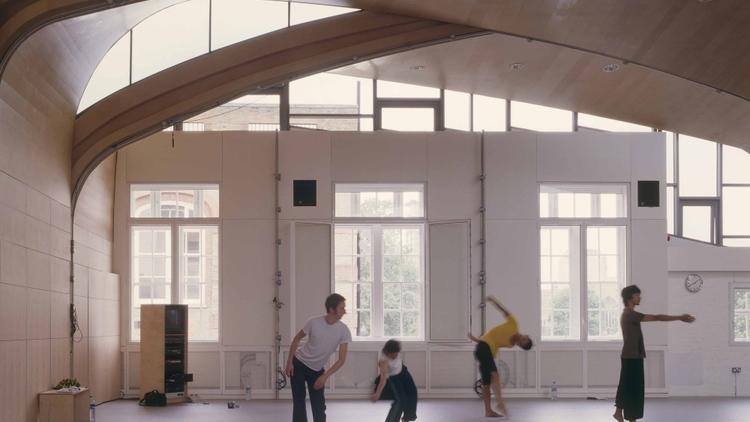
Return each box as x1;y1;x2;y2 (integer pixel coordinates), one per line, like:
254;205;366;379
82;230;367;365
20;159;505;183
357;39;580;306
115;129;670;398
485;131;668;392
667;237;750;396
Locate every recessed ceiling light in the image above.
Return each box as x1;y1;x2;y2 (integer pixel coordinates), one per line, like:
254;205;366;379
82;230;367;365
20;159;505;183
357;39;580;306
697;0;712;3
509;62;524;71
603;63;620;73
409;65;426;71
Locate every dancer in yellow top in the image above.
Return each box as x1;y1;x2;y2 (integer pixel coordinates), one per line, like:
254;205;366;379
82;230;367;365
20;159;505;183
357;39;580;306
468;296;533;418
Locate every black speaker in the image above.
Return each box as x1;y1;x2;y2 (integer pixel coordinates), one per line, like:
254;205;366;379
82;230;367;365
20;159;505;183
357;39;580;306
638;180;659;207
293;180;317;206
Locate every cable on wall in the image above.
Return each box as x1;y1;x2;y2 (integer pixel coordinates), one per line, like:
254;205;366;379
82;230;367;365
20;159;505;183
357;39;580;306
273;129;286;398
68;205;77;377
479;130;487;333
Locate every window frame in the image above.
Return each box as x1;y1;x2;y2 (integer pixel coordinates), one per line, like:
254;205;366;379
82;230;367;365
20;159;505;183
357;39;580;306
130;183;220;219
374;82;443;131
333;223;426;341
539;224;582;341
730;283;750;346
333;182;427;342
334;183;426;219
128;183;221;344
540;183;629;219
720;144;750;245
375;99;443;131
678;198;720;245
538;183;630;344
672;133;723;245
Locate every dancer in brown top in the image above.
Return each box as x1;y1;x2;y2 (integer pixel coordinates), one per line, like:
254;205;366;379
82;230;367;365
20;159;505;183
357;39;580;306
614;285;695;422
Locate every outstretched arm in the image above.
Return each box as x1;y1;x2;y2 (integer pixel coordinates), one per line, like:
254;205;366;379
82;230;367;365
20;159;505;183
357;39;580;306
486;296;511;318
467;332;481;343
642;313;695;323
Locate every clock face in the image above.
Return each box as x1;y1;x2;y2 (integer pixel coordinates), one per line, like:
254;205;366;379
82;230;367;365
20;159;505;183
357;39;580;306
685;273;703;293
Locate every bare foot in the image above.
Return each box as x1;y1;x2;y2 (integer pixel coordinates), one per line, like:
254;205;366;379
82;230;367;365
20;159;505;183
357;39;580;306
485;410;502;417
612;412;624;422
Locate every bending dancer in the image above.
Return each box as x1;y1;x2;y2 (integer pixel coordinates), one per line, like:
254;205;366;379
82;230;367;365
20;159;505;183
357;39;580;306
614;285;694;422
286;293;352;422
468;295;533;418
372;339;418;422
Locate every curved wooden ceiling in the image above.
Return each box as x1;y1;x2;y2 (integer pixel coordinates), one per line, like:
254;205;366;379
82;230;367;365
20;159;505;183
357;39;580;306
5;1;750;110
70;11;484;202
2;0;750;202
0;0;150;77
326;0;750;102
334;32;750;147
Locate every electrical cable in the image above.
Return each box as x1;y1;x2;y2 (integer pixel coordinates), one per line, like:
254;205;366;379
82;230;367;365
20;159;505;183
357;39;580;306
70;304;84;343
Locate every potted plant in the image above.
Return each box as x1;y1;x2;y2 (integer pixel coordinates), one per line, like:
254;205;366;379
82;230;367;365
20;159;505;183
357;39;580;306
53;378;81;391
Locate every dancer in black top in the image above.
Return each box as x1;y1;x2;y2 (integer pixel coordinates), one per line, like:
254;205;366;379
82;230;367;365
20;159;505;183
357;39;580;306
614;285;694;422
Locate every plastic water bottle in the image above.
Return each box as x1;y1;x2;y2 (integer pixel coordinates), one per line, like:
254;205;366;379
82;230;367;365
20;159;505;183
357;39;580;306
245;385;252;401
89;395;96;422
549;381;558;401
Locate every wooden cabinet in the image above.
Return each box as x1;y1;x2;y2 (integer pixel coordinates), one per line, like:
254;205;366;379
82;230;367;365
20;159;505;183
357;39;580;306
140;304;189;403
39;387;89;422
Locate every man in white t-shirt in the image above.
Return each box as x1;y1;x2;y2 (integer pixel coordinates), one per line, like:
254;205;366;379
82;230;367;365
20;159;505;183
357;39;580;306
286;293;352;422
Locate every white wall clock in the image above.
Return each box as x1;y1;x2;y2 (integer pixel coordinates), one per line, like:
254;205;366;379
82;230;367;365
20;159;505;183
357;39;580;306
684;273;703;293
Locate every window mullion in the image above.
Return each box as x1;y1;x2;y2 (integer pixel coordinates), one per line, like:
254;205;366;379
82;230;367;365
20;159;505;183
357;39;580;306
373;225;384;338
395;193;403;217
172;222;179;305
580;224;587;343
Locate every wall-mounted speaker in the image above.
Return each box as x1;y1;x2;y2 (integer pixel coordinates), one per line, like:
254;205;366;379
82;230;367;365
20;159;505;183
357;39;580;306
293;180;317;206
638;180;659;207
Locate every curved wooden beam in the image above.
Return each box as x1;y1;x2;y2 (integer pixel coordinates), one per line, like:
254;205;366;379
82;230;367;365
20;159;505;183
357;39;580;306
71;11;485;205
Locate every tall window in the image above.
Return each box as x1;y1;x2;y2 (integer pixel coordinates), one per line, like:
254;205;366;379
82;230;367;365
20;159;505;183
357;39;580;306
667;134;750;246
539;226;581;340
586;226;627;340
130;184;220;342
334;184;425;340
539;184;628;342
722;145;750;246
733;287;750;343
672;134;720;244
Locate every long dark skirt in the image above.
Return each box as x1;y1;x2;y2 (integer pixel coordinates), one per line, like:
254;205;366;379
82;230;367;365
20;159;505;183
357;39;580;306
615;358;645;421
385;366;418;422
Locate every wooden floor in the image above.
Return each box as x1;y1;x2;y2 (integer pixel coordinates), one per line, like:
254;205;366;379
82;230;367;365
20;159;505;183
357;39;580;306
97;397;750;421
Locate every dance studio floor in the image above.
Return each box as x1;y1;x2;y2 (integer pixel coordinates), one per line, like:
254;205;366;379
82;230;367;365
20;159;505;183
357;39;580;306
97;397;749;421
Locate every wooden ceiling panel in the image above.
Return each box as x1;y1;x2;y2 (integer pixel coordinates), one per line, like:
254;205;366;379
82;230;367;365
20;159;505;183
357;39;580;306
333;33;750;152
313;0;750;100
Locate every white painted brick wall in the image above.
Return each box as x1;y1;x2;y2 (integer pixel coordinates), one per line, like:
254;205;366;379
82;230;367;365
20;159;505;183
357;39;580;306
668;270;750;396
